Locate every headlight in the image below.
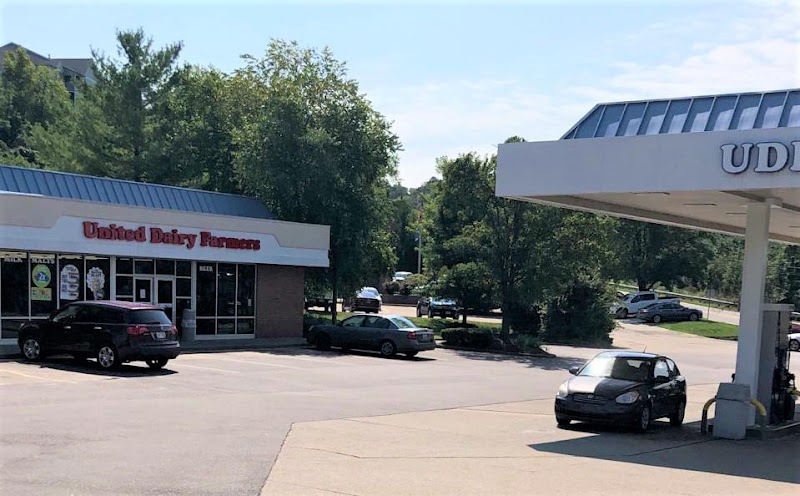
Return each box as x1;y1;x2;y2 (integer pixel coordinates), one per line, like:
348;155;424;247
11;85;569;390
615;391;641;404
557;382;569;398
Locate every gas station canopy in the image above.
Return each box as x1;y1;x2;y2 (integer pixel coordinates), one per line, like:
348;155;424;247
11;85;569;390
496;88;800;432
496;89;800;243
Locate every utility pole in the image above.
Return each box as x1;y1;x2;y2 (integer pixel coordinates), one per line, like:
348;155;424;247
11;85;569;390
417;229;422;274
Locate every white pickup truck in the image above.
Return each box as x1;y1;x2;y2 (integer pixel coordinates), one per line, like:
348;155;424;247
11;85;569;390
611;291;679;319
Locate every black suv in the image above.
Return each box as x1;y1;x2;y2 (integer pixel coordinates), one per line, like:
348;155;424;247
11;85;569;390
18;301;181;370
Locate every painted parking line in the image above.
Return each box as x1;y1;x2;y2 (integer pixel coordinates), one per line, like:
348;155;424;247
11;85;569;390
0;368;78;384
173;362;242;374
196;355;305;370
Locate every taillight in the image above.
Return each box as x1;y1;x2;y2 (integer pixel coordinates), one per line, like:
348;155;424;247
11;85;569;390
407;332;416;340
169;325;178;335
126;325;149;336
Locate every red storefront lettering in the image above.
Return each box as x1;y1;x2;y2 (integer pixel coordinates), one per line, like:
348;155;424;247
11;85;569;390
83;221;259;251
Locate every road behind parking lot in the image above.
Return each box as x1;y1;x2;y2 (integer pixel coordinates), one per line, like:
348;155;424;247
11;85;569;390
0;322;782;495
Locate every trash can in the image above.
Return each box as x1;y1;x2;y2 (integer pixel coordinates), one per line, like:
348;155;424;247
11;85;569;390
713;382;751;440
182;308;197;342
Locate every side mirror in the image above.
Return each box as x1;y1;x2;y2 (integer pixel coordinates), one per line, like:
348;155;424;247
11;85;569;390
569;367;579;375
654;375;670;384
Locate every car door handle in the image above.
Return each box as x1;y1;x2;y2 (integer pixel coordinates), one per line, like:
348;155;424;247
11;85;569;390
64;325;72;330
93;326;103;330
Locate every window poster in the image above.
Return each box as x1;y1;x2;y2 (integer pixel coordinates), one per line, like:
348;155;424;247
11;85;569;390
60;265;80;301
86;266;106;300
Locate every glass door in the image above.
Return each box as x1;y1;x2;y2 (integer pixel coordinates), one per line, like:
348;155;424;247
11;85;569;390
155;277;176;324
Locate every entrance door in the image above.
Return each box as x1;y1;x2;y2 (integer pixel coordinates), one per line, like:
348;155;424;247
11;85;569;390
155;277;176;324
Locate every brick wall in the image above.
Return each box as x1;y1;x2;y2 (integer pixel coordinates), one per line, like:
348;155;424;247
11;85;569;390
255;265;305;338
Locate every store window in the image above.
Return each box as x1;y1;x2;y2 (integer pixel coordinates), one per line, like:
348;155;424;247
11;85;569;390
156;259;175;275
2;251;29;317
134;259;154;275
217;263;236;317
30;253;57;316
237;265;255;317
195;262;257;336
116;258;133;274
197;263;216;317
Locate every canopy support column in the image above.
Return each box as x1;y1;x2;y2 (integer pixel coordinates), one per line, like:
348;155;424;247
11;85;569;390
734;202;771;424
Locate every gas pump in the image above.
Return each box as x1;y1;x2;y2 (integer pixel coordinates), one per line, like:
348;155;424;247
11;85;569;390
760;305;797;423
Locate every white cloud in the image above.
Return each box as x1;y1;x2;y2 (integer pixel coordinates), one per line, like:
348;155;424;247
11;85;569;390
369;0;800;187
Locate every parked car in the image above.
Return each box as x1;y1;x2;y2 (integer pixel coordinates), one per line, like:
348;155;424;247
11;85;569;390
790;332;800;352
637;302;702;323
305;293;334;312
393;271;413;282
18;301;180;370
417;296;458;319
790;312;800;332
306;314;435;358
555;351;687;431
344;287;382;313
611;291;679;319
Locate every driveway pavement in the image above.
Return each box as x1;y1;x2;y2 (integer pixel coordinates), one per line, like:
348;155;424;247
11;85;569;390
263;384;799;496
1;322;791;495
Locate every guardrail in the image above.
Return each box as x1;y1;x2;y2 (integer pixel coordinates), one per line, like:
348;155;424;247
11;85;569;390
614;283;738;309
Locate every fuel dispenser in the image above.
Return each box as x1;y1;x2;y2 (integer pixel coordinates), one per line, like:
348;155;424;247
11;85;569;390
758;304;796;424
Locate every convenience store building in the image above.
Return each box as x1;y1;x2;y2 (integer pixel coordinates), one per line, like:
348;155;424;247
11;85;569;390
0;165;329;354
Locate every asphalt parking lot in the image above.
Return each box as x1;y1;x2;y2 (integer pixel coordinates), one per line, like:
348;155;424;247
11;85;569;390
0;323;792;495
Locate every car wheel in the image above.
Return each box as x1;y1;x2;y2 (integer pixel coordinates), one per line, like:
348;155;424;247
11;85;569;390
316;334;332;351
427;308;433;318
21;337;43;361
618;308;628;319
556;416;571;427
146;358;169;370
379;340;397;358
416;307;422;318
689;313;699;322
652;314;662;324
670;399;686;427
405;351;418;358
789;339;799;352
636;405;652;432
96;344;121;370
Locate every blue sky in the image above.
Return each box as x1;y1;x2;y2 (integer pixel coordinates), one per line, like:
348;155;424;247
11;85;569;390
1;0;798;186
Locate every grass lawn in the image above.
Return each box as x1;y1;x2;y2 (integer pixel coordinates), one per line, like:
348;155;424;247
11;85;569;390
658;320;739;339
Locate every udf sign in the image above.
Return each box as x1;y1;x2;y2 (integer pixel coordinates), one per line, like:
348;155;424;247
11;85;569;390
721;141;800;174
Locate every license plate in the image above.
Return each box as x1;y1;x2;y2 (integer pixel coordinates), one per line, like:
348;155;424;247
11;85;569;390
155;331;166;339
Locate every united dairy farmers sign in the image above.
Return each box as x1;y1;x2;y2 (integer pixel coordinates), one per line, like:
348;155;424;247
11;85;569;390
82;221;261;250
721;141;800;174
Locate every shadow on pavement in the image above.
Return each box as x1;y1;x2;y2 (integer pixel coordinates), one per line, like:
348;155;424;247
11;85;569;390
14;357;177;377
187;346;437;362
450;349;587;371
530;420;800;484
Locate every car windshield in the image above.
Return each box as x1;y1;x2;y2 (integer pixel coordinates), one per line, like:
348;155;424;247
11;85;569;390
389;317;416;329
579;356;652;382
360;287;379;296
128;309;171;325
622;294;633;301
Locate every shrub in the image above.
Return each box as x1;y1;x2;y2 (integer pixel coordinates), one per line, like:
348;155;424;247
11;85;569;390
384;281;400;295
441;327;494;348
545;280;615;346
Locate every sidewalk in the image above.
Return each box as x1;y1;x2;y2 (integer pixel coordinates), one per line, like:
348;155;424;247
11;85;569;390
262;384;799;496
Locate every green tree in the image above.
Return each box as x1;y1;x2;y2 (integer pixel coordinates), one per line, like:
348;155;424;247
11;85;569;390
0;47;72;164
233;40;400;321
86;28;185;180
154;67;238;192
613;220;714;291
